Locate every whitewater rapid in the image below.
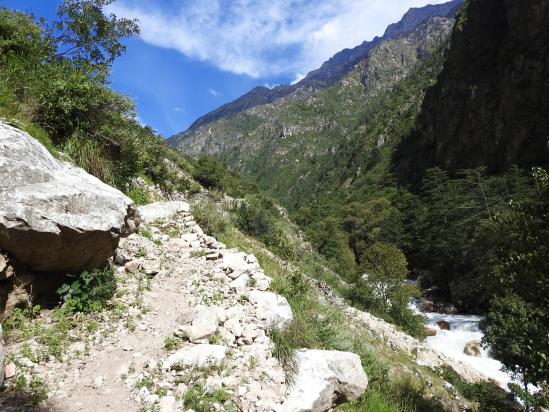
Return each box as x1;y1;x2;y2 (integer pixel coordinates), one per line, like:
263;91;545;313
411;302;516;390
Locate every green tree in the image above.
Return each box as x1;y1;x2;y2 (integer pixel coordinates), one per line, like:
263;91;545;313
359;242;409;310
193;156;228;191
52;0;139;68
479;168;549;408
350;242;424;336
483;295;547;409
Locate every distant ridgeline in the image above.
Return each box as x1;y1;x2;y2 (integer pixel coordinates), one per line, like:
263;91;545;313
169;0;463;137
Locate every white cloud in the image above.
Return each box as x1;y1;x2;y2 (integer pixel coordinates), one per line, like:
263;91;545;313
173;107;185;112
208;88;221;97
291;73;306;85
108;0;452;79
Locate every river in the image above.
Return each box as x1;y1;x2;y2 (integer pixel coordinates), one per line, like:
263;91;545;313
411;301;516;390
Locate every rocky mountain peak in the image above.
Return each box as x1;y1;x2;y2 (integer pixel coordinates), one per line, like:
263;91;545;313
174;0;463;136
383;0;463;39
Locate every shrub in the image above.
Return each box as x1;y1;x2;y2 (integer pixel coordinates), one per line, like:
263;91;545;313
57;266;117;313
193;156;227;191
127;184;151;205
442;367;519;412
191;198;229;237
183;384;232;412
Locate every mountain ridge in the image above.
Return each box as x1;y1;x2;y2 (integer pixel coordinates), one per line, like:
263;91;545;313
171;0;463;137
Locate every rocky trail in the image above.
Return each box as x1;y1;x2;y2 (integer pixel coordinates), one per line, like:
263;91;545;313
2;201;367;412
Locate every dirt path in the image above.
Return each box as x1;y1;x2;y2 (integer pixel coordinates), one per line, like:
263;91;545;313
48;260;196;412
1;204;290;412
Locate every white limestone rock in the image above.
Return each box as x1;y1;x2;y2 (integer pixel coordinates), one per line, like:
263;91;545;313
138;201;190;224
0;122;139;272
163;344;228;370
283;349;368;412
249;290;293;329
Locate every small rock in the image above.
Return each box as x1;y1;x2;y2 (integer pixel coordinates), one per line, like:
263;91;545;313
138;201;190;223
113;251;129;266
436;320;450;330
138;386;150;399
463;341;481;357
158;395;176;412
141;260;160;276
18;357;34;368
163;344;227;370
224;318;243;337
4;362;16;379
205;252;221;260
175;383;188;397
179;306;220;342
146;394;160;405
125;260;141;273
93;376;103;389
249;290;293;329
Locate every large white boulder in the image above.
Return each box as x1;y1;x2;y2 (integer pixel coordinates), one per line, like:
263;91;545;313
138;201;190;223
283;349;368;412
0;122;139;272
163;344;227;370
249;290;293;329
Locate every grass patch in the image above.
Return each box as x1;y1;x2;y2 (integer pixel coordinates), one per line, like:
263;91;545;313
183;384;235;412
128;184;151;205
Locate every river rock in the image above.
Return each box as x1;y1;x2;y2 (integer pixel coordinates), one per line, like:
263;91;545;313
283;349;368;412
463;341;481;357
138;201;190;223
424;327;437;336
436;320;451;330
0;122;139;272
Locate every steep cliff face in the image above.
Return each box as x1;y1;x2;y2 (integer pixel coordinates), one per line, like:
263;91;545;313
394;0;549;184
173;0;462;134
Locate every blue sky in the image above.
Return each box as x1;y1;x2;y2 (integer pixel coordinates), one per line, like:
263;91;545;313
1;0;450;137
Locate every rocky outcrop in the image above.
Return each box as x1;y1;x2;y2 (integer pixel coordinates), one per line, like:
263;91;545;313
394;0;549;184
0;122;139;272
283;349;368;412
